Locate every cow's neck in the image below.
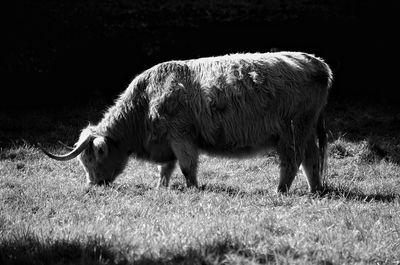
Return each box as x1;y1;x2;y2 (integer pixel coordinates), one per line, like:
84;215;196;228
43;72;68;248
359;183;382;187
96;77;149;158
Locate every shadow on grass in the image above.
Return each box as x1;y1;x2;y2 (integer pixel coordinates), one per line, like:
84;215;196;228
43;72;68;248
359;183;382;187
205;182;399;203
136;238;276;265
201;183;271;198
181;182;399;204
83;176;399;205
0;233;277;265
317;185;400;203
169;182;270;199
0;233;116;265
111;183;153;196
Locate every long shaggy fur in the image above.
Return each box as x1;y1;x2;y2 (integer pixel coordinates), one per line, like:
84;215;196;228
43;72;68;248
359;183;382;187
79;51;332;192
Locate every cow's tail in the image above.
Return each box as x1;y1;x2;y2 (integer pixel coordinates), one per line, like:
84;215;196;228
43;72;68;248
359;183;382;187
317;109;328;180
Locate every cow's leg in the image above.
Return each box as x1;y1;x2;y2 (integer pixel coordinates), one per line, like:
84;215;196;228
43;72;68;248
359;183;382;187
157;160;176;188
301;134;323;193
170;139;199;188
276;120;308;193
276;140;304;193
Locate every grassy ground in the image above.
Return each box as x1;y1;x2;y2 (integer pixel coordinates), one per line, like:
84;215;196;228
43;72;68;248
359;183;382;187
1;101;400;264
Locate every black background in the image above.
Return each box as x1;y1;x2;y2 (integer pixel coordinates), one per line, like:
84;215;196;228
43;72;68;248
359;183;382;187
1;0;397;108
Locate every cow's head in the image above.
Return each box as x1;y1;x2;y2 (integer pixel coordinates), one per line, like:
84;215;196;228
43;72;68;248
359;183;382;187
38;128;128;186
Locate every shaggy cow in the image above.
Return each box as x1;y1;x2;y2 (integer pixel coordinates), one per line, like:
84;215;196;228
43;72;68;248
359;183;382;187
39;51;332;193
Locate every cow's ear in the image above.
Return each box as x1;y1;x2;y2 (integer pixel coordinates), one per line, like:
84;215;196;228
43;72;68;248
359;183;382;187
93;137;108;160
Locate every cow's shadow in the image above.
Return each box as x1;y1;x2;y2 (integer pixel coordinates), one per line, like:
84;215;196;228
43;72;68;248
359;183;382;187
188;182;399;203
316;185;399;203
88;180;399;204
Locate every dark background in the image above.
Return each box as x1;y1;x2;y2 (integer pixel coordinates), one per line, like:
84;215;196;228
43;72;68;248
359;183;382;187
1;0;397;108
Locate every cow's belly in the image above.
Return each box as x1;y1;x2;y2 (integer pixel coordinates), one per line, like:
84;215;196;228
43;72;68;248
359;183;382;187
197;134;279;158
145;141;176;163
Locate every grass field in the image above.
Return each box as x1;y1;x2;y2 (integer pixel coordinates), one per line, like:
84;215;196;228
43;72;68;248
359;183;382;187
1;101;400;264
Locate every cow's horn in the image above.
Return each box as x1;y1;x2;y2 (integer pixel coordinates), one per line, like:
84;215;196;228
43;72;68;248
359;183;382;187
58;140;74;150
37;136;92;161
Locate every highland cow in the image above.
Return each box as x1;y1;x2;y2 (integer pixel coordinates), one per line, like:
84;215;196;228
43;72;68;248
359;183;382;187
39;51;333;193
